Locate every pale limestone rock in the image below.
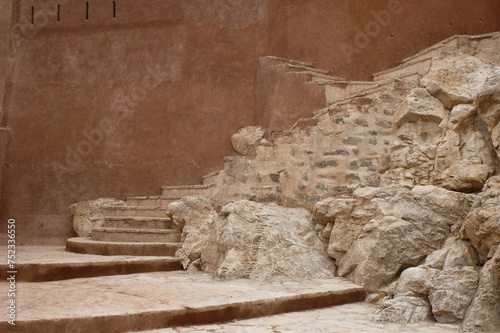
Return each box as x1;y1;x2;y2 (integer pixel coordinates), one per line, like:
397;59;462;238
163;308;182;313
200;200;335;281
438;160;493;193
442;240;476;269
460;176;500;259
316;185;472;292
428;267;479;323
338;215;448;292
423;56;495;109
492;123;500;158
321;222;333;239
423;247;451;270
168;196;218;269
448;104;477;130
312;197;357;225
463;247;500;332
231;126;265;156
395;266;440;296
69;198;126;237
394;88;448;127
375;296;432;323
477;68;500;129
410;187;475;224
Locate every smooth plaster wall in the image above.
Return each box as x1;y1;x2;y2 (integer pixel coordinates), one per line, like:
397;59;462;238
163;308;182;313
1;0;499;244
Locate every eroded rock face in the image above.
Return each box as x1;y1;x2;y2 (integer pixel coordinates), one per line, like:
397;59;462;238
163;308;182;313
460;176;500;260
428;267;479;323
173;199;335;281
423;55;496;109
231;126;266;156
375;296;432;323
168;196;218;269
376;238;479;324
69;198;126;237
313;185;474;292
463;246;500;332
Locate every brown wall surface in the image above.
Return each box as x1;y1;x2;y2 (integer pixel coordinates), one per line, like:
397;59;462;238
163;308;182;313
0;0;499;244
273;0;500;80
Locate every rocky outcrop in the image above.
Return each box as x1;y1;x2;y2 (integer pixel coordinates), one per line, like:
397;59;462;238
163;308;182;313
168;35;500;330
69;198;126;237
313;185;474;292
170;199;335;281
422;55;496;109
463;246;500;332
375;238;479;324
460;176;500;260
231;126;266;156
168;196;218;269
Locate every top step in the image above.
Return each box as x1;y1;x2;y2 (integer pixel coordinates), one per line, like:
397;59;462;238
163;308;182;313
161;184;216;197
127;196;181;207
372;57;432;82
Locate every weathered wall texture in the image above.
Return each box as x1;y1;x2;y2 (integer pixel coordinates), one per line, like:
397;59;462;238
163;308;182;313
255;57;327;132
272;0;500;80
0;0;499;244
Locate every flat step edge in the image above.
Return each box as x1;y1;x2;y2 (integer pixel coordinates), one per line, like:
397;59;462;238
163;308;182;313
2;287;367;332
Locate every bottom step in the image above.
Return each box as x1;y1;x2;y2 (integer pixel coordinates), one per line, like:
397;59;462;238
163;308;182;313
0;271;366;332
66;237;182;256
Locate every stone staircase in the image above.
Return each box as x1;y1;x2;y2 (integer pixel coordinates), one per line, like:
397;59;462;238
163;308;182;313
66;185;217;258
63;30;498;279
66;202;182;257
47;30;499;332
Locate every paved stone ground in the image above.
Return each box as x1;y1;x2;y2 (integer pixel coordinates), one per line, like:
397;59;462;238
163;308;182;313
0;246;462;332
137;303;461;333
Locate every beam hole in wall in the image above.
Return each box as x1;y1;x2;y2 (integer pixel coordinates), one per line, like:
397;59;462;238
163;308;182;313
86;2;89;21
57;5;60;22
113;1;116;18
31;6;34;24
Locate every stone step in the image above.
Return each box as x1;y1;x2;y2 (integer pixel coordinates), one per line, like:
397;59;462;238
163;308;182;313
397;32;500;67
66;237;181;256
202;170;223;185
161;184;216;197
325;81;376;105
286;63;330;75
372;57;432;82
313;74;420;118
104;216;173;229
127;196;181;207
92;227;182;243
0;248;182;282
264;55;314;67
0;271;366;333
102;205;169;218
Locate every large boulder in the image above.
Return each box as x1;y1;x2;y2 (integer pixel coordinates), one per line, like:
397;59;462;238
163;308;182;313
460;176;500;260
69;198;126;237
463;246;500;332
200;200;335;281
376;238;479;324
231;126;265;156
428;266;479;323
168;196;218;269
375;296;432;323
313;185;474;292
338;215;448;292
423;55;496;109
